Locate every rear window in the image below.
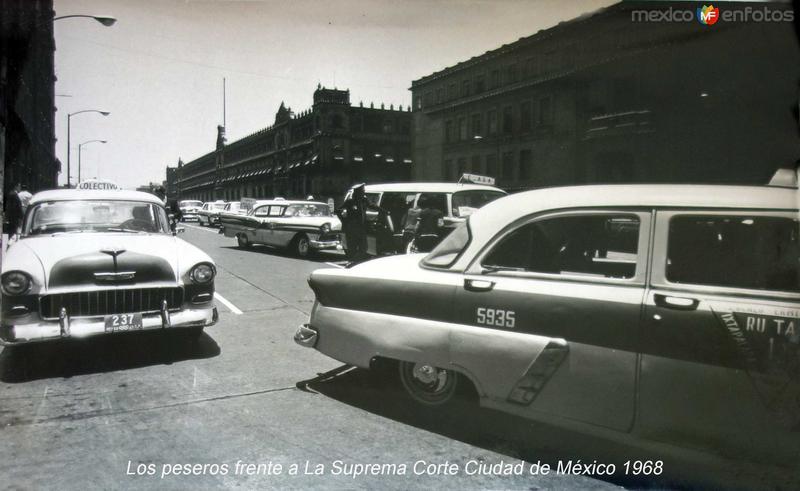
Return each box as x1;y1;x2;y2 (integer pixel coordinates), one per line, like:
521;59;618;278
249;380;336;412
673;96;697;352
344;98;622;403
452;190;505;217
666;215;800;292
422;219;471;268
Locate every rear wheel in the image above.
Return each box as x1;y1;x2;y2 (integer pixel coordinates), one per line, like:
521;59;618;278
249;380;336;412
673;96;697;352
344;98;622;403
291;233;311;258
237;233;252;249
398;361;459;406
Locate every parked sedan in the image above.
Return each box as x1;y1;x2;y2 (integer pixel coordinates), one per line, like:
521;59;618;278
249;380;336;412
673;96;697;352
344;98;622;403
1;189;218;345
296;183;799;474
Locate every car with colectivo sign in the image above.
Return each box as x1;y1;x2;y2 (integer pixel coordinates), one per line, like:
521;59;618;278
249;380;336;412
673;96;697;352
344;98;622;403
220;199;341;257
0;186;218;345
296;182;800;472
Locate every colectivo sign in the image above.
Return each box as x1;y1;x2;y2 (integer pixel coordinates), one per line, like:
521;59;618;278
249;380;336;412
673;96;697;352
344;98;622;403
76;179;120;191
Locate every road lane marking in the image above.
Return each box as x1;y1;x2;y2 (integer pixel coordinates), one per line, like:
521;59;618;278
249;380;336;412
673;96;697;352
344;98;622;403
325;262;346;269
214;292;243;314
181;223;221;234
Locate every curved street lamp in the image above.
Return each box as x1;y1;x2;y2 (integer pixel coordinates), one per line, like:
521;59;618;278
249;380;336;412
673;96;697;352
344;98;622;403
53;14;117;27
77;140;107;183
67;110;110;187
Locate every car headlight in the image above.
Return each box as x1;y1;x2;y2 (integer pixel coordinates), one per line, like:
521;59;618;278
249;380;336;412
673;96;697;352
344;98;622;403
189;263;215;284
320;222;331;234
2;271;32;295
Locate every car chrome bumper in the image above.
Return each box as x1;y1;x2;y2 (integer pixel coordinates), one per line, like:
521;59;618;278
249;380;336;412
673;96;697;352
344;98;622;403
309;239;340;250
0;305;218;346
182;215;200;221
294;324;319;347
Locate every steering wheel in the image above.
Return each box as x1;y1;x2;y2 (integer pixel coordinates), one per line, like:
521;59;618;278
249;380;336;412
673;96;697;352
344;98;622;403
118;218;154;232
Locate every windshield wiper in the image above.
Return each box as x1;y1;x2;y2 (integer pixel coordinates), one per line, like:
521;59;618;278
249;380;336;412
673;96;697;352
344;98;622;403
105;228;145;233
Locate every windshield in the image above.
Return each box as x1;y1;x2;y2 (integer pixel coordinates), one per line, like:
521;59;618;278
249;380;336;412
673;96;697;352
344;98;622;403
179;200;202;208
422;219;471;268
283;203;332;217
452;190;505;217
211;202;226;210
225;202;241;211
24;200;170;235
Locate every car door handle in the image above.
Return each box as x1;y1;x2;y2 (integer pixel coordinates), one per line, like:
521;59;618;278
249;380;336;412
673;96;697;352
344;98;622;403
654;294;699;311
464;278;495;292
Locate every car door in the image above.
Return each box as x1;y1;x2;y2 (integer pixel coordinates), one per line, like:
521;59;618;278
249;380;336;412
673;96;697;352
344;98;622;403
252;205;272;244
639;210;800;465
454;209;651;431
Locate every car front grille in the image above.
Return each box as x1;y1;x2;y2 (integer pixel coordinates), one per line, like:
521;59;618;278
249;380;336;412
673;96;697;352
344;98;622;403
39;287;184;320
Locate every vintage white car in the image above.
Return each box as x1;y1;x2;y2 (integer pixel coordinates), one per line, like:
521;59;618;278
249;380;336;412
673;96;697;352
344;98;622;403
296;183;800;476
220;200;340;257
197;200;226;227
178;200;203;222
0;189;218;345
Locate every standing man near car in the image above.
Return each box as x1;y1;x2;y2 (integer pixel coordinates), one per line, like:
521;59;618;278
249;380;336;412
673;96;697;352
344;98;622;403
337;184;369;261
4;183;23;237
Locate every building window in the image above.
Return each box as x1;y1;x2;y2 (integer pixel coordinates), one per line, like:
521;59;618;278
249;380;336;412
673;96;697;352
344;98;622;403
519;149;532;181
445;120;454;143
458;117;467;141
488;109;498;135
382;118;394;133
506;63;518;84
486;154;497;177
443;159;454;181
490;69;500;89
520;101;532;132
475;74;485;93
502;106;513;134
471;155;482;175
461;79;470;97
457;157;467;177
436;87;444;104
502;152;514;180
470;113;482;138
448;83;457;100
538;96;553;125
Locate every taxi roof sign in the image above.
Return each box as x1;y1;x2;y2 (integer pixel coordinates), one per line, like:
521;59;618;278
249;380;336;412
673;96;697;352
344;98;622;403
459;173;496;186
77;179;120;191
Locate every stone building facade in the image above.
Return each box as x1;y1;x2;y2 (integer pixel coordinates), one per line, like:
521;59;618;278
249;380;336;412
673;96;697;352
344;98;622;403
174;86;412;204
410;2;799;191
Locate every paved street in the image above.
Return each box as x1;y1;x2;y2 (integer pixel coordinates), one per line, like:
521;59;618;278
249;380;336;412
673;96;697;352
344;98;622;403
0;225;624;490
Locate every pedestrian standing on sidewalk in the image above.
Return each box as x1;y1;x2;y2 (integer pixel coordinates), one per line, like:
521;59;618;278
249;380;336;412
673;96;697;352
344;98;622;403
4;183;23;237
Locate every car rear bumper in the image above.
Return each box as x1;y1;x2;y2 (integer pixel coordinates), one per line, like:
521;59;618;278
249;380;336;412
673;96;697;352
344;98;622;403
0;305;218;346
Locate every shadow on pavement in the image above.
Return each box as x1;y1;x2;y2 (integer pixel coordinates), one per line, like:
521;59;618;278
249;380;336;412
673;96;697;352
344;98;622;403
0;330;220;383
220;244;343;263
299;364;795;491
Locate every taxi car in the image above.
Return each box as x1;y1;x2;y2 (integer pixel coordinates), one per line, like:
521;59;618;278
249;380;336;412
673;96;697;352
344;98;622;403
219;199;340;257
296;183;799;471
0;188;218;345
197;200;226;227
178;200;203;222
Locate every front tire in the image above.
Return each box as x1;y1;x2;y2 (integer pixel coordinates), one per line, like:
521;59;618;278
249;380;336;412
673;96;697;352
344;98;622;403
291;233;311;258
237;233;252;249
398;361;459;406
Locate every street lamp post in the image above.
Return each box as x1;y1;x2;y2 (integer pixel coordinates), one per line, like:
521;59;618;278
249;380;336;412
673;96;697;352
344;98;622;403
77;140;107;182
67;110;109;187
56;14;115;187
53;14;117;26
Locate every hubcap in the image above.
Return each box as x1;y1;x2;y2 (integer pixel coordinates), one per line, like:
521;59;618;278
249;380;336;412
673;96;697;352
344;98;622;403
298;238;309;255
408;363;451;395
